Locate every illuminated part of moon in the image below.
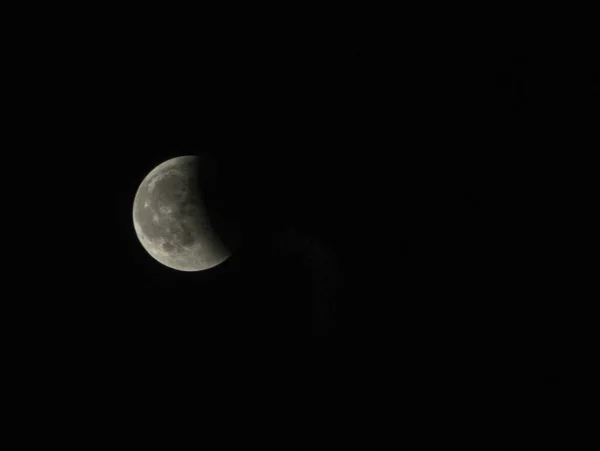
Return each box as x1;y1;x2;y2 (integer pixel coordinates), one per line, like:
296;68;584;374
132;155;231;271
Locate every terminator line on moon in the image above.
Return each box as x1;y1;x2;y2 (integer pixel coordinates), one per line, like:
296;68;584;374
132;155;232;271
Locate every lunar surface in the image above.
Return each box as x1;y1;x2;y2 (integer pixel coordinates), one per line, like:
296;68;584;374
132;155;231;271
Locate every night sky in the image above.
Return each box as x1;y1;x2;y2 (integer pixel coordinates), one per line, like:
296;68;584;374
100;38;529;335
71;29;574;369
31;21;588;445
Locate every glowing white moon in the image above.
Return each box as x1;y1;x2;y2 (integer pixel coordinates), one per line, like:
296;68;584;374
132;155;231;271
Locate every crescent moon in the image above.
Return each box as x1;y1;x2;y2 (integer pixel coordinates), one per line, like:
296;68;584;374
132;155;232;271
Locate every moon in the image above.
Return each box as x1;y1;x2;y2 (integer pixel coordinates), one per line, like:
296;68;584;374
132;155;232;271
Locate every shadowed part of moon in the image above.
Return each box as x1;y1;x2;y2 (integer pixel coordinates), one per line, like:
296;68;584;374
132;155;233;272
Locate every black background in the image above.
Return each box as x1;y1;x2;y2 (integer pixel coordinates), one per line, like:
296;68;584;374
21;15;595;446
84;34;561;352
